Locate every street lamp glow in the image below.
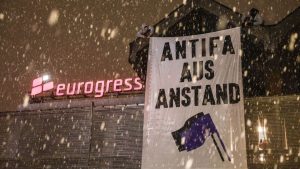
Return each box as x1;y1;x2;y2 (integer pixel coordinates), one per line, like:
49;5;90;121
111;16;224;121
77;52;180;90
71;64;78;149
42;74;50;81
258;126;264;133
259;153;265;162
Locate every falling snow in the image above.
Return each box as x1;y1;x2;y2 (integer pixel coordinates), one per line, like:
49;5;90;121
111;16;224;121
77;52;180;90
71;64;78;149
0;0;299;169
48;9;59;26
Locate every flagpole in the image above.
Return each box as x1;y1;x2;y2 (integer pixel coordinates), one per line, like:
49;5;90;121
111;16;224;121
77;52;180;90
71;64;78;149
211;134;224;161
215;131;231;161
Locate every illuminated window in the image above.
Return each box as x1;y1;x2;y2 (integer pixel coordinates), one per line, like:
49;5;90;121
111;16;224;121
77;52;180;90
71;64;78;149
257;117;268;150
259;153;265;162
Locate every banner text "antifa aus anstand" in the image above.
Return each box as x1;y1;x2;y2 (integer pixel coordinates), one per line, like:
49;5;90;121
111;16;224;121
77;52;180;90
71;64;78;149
155;34;241;109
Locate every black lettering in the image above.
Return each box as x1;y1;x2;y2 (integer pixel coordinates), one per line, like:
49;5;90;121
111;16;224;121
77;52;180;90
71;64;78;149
176;40;186;59
181;87;191;107
161;42;173;61
203;85;215;105
229;83;240;104
201;38;206;57
169;88;180;108
205;60;214;80
193;61;203;81
189;39;199;58
180;62;192;82
155;89;168;108
210;36;219;56
191;86;201;106
222;35;235;55
216;84;228;104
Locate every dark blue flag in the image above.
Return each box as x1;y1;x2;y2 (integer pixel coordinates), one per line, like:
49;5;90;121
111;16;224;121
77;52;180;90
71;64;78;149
171;112;231;161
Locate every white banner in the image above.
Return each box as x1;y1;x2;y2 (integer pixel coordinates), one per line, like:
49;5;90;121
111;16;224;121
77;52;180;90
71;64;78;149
142;27;247;169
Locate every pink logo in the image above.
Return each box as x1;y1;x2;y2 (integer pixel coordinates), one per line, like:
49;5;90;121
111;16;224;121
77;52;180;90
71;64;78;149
30;75;143;98
30;75;54;96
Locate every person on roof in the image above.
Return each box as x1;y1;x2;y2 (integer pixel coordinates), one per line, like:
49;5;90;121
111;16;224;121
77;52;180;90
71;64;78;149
130;24;154;63
136;23;154;38
242;8;264;26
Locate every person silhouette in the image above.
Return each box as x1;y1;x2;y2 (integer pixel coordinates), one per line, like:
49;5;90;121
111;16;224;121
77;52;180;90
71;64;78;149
136;23;154;38
242;8;263;26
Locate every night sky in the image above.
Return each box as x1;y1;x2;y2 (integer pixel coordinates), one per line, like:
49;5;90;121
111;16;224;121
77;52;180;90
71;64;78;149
0;0;299;111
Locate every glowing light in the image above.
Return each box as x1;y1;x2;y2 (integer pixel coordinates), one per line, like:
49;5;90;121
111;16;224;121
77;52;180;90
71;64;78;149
56;84;65;96
123;78;133;91
258;126;264;133
32;77;43;87
259;153;265;162
84;81;94;94
114;79;123;92
280;155;284;163
258;117;268;150
23;94;30;107
31;76;143;97
43;74;50;81
43;82;54;91
31;86;42;95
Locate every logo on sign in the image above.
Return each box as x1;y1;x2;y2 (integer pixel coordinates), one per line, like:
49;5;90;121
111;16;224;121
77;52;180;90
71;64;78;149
30;75;143;98
172;113;231;162
31;75;54;96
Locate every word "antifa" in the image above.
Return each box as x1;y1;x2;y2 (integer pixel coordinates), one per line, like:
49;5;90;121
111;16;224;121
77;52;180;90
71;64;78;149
160;35;235;61
155;34;240;109
161;35;235;82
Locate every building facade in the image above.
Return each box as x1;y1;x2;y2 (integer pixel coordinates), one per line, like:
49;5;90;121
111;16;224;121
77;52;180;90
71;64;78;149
0;94;300;168
0;0;299;168
127;0;300;168
129;0;300;97
1;96;145;169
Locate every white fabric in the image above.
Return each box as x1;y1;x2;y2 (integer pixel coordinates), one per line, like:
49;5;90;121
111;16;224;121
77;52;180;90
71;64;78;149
142;27;247;169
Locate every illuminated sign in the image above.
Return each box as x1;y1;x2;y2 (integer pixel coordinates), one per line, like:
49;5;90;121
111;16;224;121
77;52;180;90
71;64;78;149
30;75;143;98
31;75;54;95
